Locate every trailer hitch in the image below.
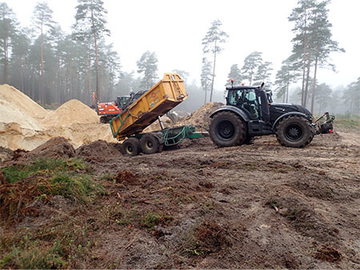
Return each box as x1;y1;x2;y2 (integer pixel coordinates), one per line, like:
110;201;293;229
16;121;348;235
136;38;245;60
315;112;335;134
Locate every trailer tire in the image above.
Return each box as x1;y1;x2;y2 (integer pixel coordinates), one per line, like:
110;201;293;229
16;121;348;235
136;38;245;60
121;137;141;156
209;111;247;147
140;134;160;154
276;116;314;148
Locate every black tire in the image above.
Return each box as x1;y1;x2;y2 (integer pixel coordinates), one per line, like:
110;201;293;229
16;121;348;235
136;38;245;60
276;116;314;148
100;116;108;123
121;137;141;156
140;134;160;154
244;135;255;145
209;111;247;147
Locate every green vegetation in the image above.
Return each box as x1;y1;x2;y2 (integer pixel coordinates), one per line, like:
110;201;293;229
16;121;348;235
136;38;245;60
333;115;360;129
0;158;104;221
0;158;105;269
2;158;88;184
0;217;95;269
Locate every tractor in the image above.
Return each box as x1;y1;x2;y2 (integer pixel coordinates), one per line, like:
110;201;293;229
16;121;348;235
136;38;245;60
209;81;335;148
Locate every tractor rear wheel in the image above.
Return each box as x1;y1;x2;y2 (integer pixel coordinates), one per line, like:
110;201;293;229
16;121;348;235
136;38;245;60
276;116;314;148
140;134;161;154
209;111;247;147
121;137;141;156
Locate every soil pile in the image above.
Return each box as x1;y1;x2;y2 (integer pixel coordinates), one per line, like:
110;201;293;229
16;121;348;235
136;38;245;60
0;84;47;121
144;102;223;132
28;137;76;160
1;137;76;166
0;85;117;151
179;102;223;128
76;140;122;162
42;99;99;127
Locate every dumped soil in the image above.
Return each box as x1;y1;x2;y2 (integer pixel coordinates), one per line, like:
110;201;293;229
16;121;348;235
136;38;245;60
0;84;117;151
76;140;121;162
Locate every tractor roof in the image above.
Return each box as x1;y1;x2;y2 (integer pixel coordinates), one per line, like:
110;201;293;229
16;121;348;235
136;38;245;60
226;85;260;91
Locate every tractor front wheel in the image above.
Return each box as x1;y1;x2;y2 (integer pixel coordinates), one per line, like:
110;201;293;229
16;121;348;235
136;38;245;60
209;111;247;147
276;116;314;148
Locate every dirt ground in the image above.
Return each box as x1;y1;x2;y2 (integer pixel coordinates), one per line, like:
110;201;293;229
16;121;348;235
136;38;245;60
1;85;359;268
1;126;359;269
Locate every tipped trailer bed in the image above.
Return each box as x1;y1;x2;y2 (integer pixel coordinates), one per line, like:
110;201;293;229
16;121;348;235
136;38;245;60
110;73;205;155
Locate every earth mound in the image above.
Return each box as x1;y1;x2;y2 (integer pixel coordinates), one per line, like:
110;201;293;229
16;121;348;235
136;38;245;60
0;84;47;120
180;102;223;127
76;140;122;162
28;137;76;160
0;85;117;151
42;99;99;127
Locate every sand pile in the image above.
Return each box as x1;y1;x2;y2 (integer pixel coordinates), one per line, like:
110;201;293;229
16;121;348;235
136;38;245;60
179;102;223;128
0;84;117;151
144;102;223;132
43;99;99;127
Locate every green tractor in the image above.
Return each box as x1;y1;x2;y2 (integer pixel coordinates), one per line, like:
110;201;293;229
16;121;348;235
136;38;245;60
209;82;335;148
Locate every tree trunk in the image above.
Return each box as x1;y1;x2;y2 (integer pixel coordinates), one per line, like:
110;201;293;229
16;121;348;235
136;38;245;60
204;85;208;105
94;33;100;101
40;23;45;105
301;19;307;107
88;43;92;101
310;54;319;113
3;36;8;84
304;33;314;108
282;88;285;103
210;40;217;102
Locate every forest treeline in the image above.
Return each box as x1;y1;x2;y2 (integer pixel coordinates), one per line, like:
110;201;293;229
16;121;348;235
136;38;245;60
0;0;359;115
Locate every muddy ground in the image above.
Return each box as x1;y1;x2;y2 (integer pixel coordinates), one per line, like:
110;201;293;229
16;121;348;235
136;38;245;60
1;127;360;269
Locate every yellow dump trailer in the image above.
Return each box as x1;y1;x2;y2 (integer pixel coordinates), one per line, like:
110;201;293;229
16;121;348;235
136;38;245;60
109;73;205;156
110;73;187;140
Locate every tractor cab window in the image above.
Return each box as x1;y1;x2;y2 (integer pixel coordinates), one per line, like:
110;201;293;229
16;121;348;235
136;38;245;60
227;89;260;120
229;89;259;120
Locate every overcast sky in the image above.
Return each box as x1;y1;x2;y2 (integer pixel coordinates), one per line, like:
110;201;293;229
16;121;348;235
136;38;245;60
3;0;360;91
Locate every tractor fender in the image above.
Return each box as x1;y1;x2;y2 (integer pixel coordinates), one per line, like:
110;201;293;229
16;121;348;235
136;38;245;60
210;105;250;122
272;112;311;131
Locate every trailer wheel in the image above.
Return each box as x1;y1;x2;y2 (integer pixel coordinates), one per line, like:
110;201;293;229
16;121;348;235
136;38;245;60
121;137;141;156
276;116;314;148
140;134;160;154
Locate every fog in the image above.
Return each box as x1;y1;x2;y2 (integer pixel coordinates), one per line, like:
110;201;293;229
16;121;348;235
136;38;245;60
1;0;360;115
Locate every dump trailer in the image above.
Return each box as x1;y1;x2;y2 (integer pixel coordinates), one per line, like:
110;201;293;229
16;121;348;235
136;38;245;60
110;73;204;156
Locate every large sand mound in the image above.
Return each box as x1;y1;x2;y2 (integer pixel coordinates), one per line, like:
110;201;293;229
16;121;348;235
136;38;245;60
0;84;117;151
43;99;99;127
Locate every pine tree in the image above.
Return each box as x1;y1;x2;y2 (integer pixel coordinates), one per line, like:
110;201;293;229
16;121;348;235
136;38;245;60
314;83;332;114
201;57;212;104
73;0;110;101
289;0;344;110
226;64;242;87
241;51;263;85
202;19;228;102
0;3;19;84
274;57;299;103
32;1;55;104
309;0;344;113
137;51;158;90
253;61;273;87
343;78;360;115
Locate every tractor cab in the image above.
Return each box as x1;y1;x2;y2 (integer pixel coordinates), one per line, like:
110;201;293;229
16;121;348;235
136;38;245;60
226;85;271;123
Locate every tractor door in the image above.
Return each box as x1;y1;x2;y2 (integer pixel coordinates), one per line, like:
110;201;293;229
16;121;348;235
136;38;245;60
230;89;260;120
